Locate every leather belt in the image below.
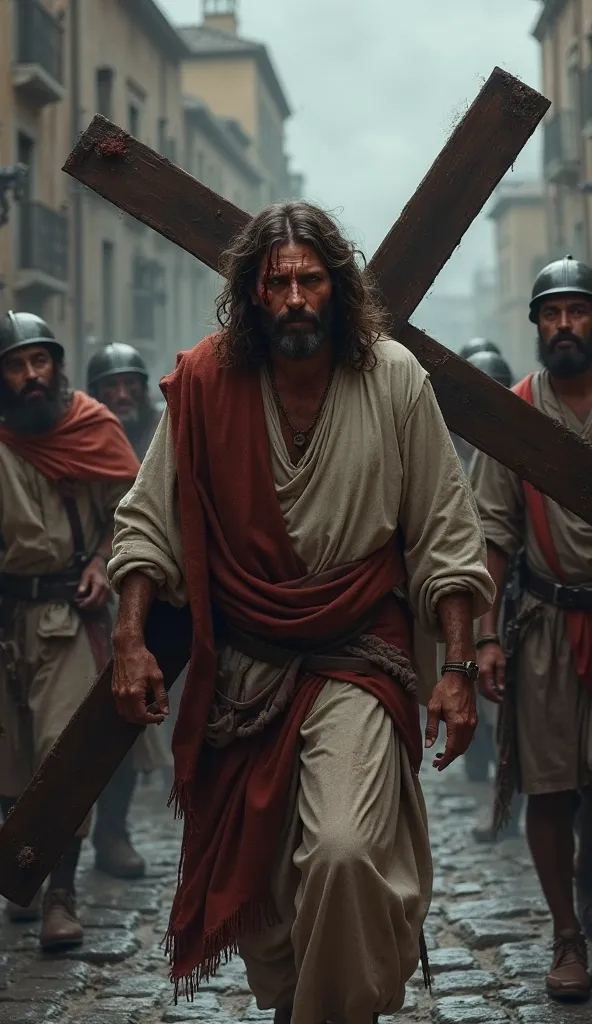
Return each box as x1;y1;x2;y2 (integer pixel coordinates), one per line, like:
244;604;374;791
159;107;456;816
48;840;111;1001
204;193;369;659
521;563;592;612
224;624;373;675
0;571;81;603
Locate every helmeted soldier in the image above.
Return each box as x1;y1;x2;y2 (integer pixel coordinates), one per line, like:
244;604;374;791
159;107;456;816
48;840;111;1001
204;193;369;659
0;311;138;947
458;338;502;361
452;346;513;471
472;255;592;1000
85;342;171;878
87;343;161;461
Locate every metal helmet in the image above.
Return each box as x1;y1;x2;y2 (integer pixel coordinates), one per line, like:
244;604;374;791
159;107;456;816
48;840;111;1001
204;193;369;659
458;338;502;360
466;349;513;388
529;254;592;323
0;311;64;361
86;343;149;395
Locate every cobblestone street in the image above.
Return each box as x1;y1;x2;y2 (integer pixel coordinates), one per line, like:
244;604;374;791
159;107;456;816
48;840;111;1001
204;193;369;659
0;751;589;1024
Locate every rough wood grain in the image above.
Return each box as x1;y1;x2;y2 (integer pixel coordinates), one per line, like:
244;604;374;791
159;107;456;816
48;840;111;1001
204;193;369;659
400;323;592;509
63;115;249;271
0;602;192;904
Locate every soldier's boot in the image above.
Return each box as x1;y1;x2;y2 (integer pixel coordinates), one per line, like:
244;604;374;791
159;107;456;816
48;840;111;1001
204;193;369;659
545;930;591;1002
93;752;146;879
40;838;83;951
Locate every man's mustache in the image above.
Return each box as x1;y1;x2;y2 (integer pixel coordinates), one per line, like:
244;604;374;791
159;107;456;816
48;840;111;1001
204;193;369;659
276;311;321;328
19;379;50;397
549;331;583;349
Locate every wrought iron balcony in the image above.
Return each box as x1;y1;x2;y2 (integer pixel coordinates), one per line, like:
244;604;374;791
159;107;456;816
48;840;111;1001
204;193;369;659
16;203;68;296
543;111;580;184
12;0;65;108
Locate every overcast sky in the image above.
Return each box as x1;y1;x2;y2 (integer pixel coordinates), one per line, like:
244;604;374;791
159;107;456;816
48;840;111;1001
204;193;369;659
160;0;542;298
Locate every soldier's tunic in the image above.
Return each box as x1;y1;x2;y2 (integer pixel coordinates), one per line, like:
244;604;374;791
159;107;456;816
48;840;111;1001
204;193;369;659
471;368;592;794
110;338;493;1022
0;447;130;831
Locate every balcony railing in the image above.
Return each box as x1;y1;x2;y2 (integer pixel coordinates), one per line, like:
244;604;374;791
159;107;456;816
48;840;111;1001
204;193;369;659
543;111;580;182
16;0;63;84
19;203;68;283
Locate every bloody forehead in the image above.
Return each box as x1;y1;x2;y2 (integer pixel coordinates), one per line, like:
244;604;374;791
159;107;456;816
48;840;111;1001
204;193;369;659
263;242;324;274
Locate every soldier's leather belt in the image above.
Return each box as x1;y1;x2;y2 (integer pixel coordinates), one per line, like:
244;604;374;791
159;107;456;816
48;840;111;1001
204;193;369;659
0;571;81;603
521;564;592;612
224;623;373;674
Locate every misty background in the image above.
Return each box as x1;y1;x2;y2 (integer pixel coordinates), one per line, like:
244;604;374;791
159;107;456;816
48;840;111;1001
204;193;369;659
160;0;541;310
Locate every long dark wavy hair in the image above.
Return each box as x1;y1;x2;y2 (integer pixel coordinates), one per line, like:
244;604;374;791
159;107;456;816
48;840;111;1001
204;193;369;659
215;201;391;371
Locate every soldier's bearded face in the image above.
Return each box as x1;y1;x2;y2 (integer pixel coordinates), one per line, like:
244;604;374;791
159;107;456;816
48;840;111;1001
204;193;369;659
96;372;145;425
255;241;334;360
537;295;592;379
0;344;65;434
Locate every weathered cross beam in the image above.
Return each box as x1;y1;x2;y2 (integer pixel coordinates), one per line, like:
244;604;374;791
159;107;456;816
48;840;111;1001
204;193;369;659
0;67;590;908
58;83;592;522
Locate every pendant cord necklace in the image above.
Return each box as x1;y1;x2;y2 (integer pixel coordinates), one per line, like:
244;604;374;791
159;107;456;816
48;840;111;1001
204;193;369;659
269;365;336;449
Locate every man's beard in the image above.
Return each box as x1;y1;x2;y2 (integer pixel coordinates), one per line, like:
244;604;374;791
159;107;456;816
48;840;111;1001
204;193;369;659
537;328;592;379
0;370;70;434
259;305;333;361
121;399;153;442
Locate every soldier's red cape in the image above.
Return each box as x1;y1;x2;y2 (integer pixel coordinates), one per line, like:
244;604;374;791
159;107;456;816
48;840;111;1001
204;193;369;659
161;334;423;999
513;373;592;689
0;390;140;481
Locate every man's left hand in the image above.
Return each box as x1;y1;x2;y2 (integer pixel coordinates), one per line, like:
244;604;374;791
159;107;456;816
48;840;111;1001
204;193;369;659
424;672;478;771
75;555;110;611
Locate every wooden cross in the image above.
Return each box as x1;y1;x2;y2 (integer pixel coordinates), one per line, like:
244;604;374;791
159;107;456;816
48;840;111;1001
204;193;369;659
1;68;591;907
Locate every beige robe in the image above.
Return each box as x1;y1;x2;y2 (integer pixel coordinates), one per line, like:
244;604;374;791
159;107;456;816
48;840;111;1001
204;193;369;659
0;445;131;830
470;368;592;794
109;338;494;1022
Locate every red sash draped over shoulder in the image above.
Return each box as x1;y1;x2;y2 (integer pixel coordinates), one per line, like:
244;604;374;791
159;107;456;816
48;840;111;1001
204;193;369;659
513;374;592;689
0;391;139;481
160;335;422;995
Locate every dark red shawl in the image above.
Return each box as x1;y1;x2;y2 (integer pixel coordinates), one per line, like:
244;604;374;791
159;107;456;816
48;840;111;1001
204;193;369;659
160;335;422;996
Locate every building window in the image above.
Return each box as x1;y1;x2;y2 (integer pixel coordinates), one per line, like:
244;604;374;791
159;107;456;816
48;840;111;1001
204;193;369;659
132;255;166;340
101;241;115;342
17;131;35;202
96;68;114;119
128;102;141;138
157;117;167;155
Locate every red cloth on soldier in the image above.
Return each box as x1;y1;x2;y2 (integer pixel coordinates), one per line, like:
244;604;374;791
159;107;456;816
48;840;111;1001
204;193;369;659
160;334;422;996
513;374;592;689
0;391;139;481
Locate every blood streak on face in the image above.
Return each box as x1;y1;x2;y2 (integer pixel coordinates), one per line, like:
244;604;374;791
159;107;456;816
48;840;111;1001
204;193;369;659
260;250;274;307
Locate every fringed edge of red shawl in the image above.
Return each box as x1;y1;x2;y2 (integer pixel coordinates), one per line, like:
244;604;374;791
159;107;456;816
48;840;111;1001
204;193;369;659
167;778;199;830
166;897;279;1004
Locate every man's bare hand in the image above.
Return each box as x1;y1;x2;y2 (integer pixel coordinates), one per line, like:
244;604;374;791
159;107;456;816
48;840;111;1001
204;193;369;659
112;639;170;726
478;642;506;704
75;555;110;611
425;672;478;771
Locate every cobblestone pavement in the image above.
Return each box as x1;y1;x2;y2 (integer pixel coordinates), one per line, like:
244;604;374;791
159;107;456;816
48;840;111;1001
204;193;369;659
0;753;589;1024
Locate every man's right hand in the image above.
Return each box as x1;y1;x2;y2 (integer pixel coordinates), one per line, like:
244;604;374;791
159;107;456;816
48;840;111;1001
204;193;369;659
112;640;170;726
477;642;506;704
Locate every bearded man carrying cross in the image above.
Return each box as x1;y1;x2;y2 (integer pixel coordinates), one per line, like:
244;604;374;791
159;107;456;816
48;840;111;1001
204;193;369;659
108;199;494;1023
